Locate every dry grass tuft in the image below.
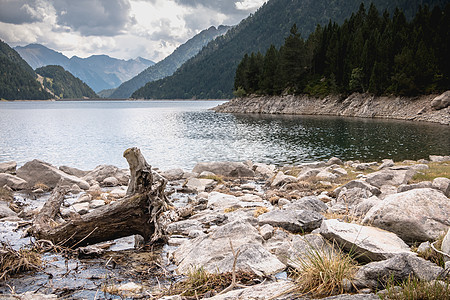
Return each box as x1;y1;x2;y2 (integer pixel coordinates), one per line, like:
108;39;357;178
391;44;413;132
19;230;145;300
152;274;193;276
291;244;358;298
199;174;224;184
253;206;269;218
33;182;50;191
380;276;450;300
0;243;42;280
409;162;450;183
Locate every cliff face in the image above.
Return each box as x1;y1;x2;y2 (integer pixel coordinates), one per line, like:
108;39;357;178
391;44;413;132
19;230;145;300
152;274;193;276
213;93;450;125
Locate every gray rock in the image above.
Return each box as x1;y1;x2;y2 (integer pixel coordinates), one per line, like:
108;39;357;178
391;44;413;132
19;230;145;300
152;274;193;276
102;176;119;187
326;157;344;166
167;219;203;235
297;168;321;181
353;162;376;171
442;229;450;263
322;294;379;300
173;219;285;275
378;159;394;170
0;202;17;218
278;198;291;206
334;180;381;198
184;178;215;193
253;163;276;178
432;177;450;197
320;219;412;262
59;165;88;178
316;170;338;180
260;224;274;240
258;209;323;233
365;168;415;188
286;196;328;213
353;254;444;290
283;234;332;269
429;155;450;162
207;192;240;209
208;280;296;300
430;91;450;110
0;161;17;174
271;171;297;187
160;168;185;181
334;187;372;211
82;165;129;186
72;202;90;215
363;188;450;243
89;199;105;209
417;241;432;255
0;173;28;190
397;181;432;193
352;196;381;217
192;161;254;178
16;159;89;189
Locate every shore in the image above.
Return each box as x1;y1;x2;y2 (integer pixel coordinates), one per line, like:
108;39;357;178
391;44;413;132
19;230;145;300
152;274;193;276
0;152;449;299
213;92;450;125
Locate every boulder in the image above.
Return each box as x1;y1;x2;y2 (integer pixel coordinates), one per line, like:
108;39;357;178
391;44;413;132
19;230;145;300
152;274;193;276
430;91;450;110
334;180;381;198
320;219;412;262
0;202;17;218
353;254;444;290
365;168;415;188
208;280;296;300
173;219;285;275
0;173;28;190
184;178;215;193
442;228;450;263
333;187;372;211
271;171;297;187
258;209;323;233
326;157;344;166
284;196;328;213
253;163;276;178
363;188;450;243
192;161;254;178
377;159;394;170
429;155;450;162
316;170;338;181
102;177;119;187
160;168;185;181
82;165;129;186
58;165;88;178
166;219;203;235
351;196;381;217
297;168;321;181
16;160;89;190
0;161;17;174
432;177;450;197
397;181;432;193
207;192;241;209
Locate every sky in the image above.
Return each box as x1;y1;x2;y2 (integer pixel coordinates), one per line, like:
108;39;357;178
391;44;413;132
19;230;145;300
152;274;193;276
0;0;266;62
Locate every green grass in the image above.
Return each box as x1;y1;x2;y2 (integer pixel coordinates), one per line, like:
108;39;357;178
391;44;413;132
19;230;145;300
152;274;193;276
380;276;450;300
409;162;450;183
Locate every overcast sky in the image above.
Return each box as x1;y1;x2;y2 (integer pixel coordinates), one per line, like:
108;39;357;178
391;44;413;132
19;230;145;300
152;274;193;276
0;0;266;62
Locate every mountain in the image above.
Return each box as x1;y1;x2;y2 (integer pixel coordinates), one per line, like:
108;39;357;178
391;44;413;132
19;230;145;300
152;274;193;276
0;40;51;100
14;44;155;92
131;0;449;100
110;25;230;99
36;65;98;99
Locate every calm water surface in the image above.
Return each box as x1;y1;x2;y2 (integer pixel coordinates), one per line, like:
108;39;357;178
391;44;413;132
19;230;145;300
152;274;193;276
0;100;449;170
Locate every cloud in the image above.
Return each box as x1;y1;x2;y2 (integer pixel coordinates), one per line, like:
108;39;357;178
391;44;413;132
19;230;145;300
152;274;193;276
51;0;135;36
0;0;48;24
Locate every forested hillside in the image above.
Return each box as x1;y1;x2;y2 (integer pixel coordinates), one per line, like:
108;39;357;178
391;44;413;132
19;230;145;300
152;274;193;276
0;40;51;100
110;25;230;99
132;0;449;100
36;65;98;99
234;4;450;97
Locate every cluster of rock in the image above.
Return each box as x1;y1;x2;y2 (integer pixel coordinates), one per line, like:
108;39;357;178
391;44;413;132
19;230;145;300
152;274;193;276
213;91;450;125
1;155;449;299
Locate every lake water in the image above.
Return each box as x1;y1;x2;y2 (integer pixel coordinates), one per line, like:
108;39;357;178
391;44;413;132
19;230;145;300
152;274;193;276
0;100;449;171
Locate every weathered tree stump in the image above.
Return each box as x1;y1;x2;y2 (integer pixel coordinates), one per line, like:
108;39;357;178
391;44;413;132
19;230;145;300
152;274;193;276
31;147;170;248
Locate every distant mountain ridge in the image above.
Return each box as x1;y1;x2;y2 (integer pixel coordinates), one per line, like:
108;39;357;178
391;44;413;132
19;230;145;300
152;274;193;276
131;0;449;99
14;44;155;92
110;25;230;99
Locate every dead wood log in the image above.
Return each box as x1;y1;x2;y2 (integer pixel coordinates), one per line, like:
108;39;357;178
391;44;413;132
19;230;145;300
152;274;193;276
31;147;171;248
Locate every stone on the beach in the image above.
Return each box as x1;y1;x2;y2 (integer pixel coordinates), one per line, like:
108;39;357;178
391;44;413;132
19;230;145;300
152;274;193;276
260;224;274;240
284;195;328;213
331;187;372;213
0;173;28;190
378;159;394;170
283;234;332;269
334;180;381;198
173;219;285;275
82;165;129;186
353;254;444;290
429;155;450;162
0;202;17;218
109;187;127;198
0;161;17;174
316;169;338;180
102;176;119;187
397;181;432;193
430;91;450;110
16;159;90;190
271;171;297;187
258;209;323;233
432;177;450;197
320;219;412;262
207;192;240;209
166;219;203;235
363;188;450;243
351;196;381;217
192;161;254;178
297;168;321;181
326;157;344;166
253;163;276;178
321;294;382;300
59;165;88;178
72;202;90;215
208;280;296;300
184;178;215;193
160;168;185;181
89;199;105;209
365;168;415;188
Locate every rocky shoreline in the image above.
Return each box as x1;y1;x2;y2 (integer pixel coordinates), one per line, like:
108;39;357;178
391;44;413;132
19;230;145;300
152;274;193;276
0;154;449;299
213;92;450;125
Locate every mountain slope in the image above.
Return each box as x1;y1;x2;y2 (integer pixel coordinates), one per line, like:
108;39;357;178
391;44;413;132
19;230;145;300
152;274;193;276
110;25;230;99
0;40;51;100
36;65;98;99
132;0;449;99
15;44;155;92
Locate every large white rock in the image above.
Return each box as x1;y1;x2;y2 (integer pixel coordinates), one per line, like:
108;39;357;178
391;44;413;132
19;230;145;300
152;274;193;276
207;192;241;209
430;90;450;110
320;219;412;262
432;177;450;197
363;188;450;243
173;219;285;275
16;160;89;189
192;161;254;178
365;167;415;188
0;173;28;190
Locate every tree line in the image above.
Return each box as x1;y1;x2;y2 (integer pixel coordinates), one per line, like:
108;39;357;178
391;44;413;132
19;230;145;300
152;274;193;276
234;3;450;97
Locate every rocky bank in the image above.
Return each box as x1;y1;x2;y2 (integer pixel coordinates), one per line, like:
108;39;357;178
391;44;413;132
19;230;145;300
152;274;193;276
0;154;449;299
213;92;450;125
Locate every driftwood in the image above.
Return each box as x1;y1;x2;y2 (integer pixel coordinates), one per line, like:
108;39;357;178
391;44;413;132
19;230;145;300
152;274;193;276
31;147;170;248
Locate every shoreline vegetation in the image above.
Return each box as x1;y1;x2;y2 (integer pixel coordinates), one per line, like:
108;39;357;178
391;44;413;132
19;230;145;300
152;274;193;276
0;150;449;298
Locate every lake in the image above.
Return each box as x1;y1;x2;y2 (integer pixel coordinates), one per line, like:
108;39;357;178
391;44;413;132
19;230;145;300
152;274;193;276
0;100;449;171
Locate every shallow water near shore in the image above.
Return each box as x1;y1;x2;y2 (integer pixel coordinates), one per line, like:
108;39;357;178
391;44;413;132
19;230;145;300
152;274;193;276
0;100;448;170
